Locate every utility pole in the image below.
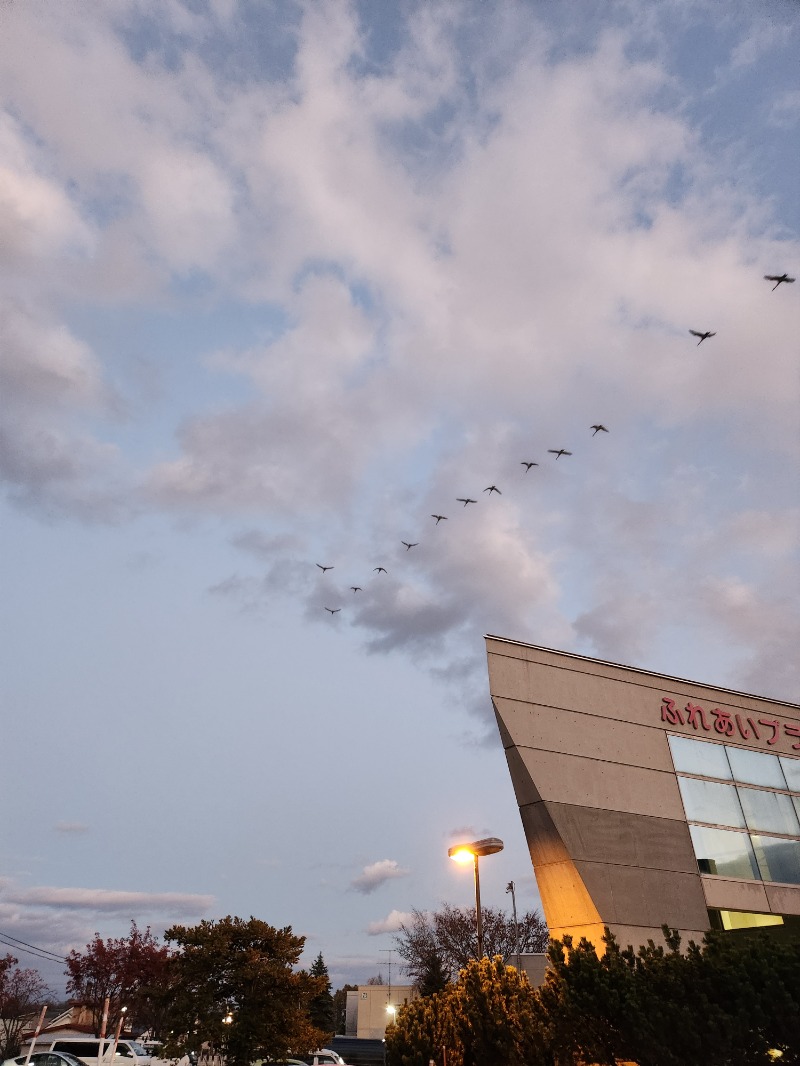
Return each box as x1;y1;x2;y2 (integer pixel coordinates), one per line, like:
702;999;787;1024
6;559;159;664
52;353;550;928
506;881;520;973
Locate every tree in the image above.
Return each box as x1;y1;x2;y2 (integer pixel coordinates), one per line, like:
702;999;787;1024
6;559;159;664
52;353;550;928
0;955;52;1060
161;915;327;1066
308;953;334;1038
65;921;172;1036
332;983;356;1036
395;904;548;989
385;956;546;1066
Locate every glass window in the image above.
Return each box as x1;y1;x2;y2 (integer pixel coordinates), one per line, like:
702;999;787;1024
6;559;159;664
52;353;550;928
738;786;800;837
780;755;800;792
678;776;745;828
717;910;784;930
669;735;731;779
726;746;786;789
751;834;800;885
689;824;759;880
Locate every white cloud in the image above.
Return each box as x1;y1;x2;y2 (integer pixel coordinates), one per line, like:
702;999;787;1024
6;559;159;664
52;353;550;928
367;909;413;936
350;860;410;895
54;823;90;834
5;885;214;915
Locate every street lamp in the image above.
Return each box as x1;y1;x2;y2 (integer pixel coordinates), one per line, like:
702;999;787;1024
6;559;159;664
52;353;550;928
448;836;504;959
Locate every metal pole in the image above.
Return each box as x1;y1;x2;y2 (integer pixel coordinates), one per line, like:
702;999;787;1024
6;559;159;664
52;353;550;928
506;881;520;972
23;1005;47;1066
473;854;483;958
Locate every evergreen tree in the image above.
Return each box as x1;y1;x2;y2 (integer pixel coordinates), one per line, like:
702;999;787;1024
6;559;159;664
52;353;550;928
308;952;335;1037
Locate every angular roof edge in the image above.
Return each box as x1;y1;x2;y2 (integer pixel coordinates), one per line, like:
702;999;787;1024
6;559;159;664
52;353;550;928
484;634;800;711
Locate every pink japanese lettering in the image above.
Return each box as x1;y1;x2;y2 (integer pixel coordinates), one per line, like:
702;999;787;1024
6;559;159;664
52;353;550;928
711;709;735;737
661;698;684;726
758;718;780;746
685;703;711;731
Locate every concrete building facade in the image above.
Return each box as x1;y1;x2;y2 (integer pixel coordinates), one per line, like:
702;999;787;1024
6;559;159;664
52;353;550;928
486;637;800;950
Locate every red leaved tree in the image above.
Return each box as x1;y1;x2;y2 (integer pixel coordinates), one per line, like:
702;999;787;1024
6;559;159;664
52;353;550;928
0;954;52;1059
65;922;172;1037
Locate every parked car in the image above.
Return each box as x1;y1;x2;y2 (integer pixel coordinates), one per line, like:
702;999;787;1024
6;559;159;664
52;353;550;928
3;1052;87;1066
301;1053;351;1066
28;1040;151;1066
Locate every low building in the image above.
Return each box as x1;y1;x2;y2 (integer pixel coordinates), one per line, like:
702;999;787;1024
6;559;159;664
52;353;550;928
346;985;417;1039
486;637;800;951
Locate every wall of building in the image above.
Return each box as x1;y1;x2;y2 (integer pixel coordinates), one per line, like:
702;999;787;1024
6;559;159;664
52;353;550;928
486;637;800;952
354;985;417;1040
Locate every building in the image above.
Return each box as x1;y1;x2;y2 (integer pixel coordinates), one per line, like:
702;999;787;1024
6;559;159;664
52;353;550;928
486;636;800;951
345;985;418;1039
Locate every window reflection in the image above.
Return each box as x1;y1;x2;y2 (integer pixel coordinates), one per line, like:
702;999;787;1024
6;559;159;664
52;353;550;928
726;746;786;789
738;786;800;837
751;834;800;886
678;777;745;829
781;756;800;792
689;825;759;880
669;735;731;779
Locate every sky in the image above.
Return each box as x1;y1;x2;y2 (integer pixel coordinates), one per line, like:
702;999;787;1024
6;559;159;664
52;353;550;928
1;0;798;997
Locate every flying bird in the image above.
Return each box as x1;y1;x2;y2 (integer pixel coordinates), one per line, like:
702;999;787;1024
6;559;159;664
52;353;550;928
350;586;362;593
457;497;477;506
764;273;795;290
431;514;448;523
324;607;340;614
548;449;572;459
484;485;501;495
374;566;388;574
402;541;419;551
521;462;539;471
590;424;609;435
689;330;716;345
316;564;334;573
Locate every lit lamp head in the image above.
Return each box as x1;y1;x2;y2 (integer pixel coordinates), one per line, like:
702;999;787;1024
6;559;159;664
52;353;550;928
448;837;504;862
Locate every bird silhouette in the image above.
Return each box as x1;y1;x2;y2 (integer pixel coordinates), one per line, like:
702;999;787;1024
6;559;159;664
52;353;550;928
402;541;419;550
764;273;795;290
431;514;448;523
350;586;362;593
548;449;572;459
316;564;334;573
324;607;340;614
689;330;716;345
590;424;609;435
457;497;477;506
484;485;501;495
374;566;388;574
521;461;539;471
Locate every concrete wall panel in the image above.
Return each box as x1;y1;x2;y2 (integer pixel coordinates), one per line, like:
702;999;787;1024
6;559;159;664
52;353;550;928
494;697;674;770
519;802;571;867
516;748;684;819
701;877;770;913
504;747;541;807
574;862;709;930
545;803;699;873
532;860;602;930
764;884;800;916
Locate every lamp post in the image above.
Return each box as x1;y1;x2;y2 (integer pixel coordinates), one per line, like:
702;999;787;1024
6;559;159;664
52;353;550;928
448;837;504;959
506;880;520;972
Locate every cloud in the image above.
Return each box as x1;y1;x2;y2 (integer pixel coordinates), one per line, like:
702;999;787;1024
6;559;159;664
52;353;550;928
350;860;410;895
5;886;214;915
367;910;413;936
0;0;796;700
54;823;89;834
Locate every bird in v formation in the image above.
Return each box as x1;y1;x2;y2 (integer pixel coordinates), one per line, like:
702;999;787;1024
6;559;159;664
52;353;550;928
319;266;795;614
764;273;794;290
319;423;607;613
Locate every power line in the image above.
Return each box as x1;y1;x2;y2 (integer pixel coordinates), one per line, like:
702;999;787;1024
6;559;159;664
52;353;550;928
0;930;67;964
